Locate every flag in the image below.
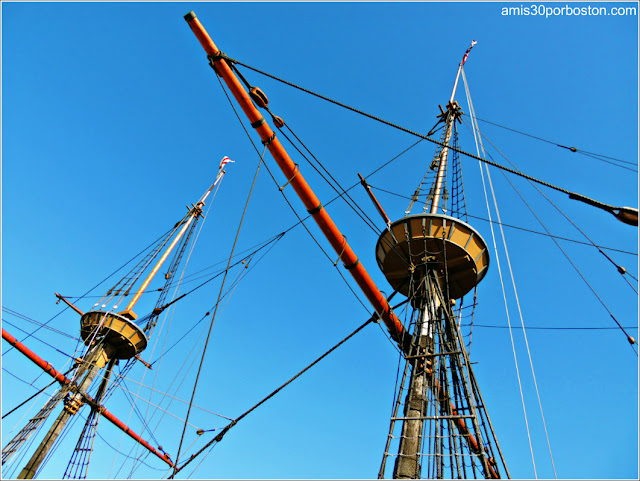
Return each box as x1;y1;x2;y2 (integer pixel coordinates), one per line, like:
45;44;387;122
461;40;477;66
219;156;234;170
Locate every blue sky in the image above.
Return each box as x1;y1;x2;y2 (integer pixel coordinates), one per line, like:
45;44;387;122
2;1;638;479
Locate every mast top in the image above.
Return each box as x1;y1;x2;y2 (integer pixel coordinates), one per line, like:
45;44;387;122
449;39;477;104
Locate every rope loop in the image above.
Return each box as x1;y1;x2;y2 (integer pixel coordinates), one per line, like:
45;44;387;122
207;52;233;76
262;132;276;147
333;235;348;266
207;51;237;65
278;163;299;191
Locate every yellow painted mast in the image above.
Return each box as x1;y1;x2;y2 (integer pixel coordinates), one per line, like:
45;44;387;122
119;158;232;320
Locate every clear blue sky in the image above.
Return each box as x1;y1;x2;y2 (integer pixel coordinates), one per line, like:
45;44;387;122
2;1;638;479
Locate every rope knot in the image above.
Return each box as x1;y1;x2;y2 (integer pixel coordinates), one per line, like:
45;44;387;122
262;132;276;146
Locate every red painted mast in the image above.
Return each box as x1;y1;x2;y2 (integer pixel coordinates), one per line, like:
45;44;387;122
184;11;409;352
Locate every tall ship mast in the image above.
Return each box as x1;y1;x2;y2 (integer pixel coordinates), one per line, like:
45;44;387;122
2;4;638;479
376;40;507;479
2;159;233;479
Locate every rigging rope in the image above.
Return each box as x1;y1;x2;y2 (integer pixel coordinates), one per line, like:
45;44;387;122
215;53;636;221
472;116;637;171
1;319;79;363
2;307;81;341
469;121;639;292
2;225;181;359
459;111;639;350
149;239;283;366
463;70;539;478
1;366;74;420
172;147;264;475
168;313;379;478
464;323;638;330
368;186;637;256
497;168;638;353
112;375;233;421
92;428;168;472
213;68;374;314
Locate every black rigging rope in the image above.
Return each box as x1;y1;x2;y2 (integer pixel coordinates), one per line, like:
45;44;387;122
149;236;284;366
56;234;285;300
2;225;181;358
462;323;638;331
212;65;374;314
146;235;284;332
467;118;639;291
473;116;638;171
92;428;169;472
168;312;379;478
465;116;638;288
369;185;638;257
1;318;80;363
2;307;81;341
172;142;264;475
489;152;638;352
216;53;636;220
1;366;77;420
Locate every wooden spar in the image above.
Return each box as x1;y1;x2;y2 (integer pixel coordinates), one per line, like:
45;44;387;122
1;328;173;468
2;328;71;386
92;402;173;468
357;173;391;226
184;11;409;351
183;17;502;477
119;213;198;320
55;293;85;316
119;168;225;321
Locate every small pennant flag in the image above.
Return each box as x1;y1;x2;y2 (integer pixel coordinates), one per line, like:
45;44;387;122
461;40;477;66
219;156;234;170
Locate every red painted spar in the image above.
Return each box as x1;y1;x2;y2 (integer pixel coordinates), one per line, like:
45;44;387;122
182;15;500;478
2;328;71;386
184;11;410;352
1;328;174;468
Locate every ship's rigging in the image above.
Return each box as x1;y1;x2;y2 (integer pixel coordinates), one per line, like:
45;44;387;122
2;4;638;480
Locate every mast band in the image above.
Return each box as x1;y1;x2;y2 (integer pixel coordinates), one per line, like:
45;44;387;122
307;203;323;215
251;117;266;129
344;259;360;270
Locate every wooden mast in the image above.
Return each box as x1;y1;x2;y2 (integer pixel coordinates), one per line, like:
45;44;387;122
119;166;228;320
2;159;231;477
